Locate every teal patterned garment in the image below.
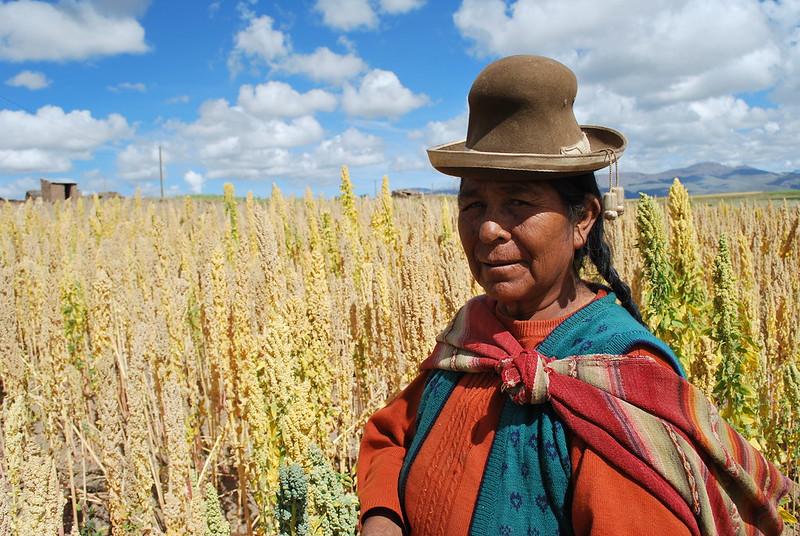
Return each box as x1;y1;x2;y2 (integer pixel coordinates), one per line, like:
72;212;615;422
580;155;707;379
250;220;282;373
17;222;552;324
398;290;684;535
469;401;572;536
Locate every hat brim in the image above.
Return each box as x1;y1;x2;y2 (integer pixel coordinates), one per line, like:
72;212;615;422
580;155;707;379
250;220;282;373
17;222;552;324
427;125;626;178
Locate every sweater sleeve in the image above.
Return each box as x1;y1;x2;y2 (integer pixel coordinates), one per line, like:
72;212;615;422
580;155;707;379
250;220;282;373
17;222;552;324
570;345;690;535
356;370;430;528
570;436;691;536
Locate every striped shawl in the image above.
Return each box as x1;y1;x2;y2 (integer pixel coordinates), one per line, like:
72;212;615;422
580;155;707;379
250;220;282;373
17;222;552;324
420;296;796;536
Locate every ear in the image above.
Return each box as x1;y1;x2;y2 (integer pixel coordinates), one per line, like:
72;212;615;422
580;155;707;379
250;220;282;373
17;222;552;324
573;194;600;250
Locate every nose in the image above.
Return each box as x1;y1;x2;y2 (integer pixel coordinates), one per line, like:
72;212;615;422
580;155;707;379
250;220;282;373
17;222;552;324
478;218;511;243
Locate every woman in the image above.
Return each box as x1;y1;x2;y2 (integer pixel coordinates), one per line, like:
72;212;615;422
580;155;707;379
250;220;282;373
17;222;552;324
357;55;793;536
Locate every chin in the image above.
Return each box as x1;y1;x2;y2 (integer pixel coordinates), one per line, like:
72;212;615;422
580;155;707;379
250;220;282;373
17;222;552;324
483;281;531;304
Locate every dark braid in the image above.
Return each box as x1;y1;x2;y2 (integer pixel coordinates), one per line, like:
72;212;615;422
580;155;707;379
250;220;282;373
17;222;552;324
550;173;645;325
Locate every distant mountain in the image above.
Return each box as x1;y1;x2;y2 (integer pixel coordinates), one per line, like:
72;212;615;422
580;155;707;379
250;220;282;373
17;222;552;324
398;162;800;198
624;162;800;197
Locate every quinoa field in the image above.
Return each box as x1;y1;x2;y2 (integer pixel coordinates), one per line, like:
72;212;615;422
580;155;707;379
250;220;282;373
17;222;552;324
0;167;798;535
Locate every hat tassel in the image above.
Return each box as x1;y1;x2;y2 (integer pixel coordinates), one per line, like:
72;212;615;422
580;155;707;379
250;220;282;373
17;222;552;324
602;150;624;220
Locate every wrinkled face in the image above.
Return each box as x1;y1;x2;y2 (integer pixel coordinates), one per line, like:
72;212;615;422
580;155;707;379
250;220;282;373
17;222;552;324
457;177;580;312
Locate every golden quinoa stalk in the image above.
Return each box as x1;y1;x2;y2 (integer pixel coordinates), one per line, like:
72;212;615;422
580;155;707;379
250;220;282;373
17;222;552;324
230;238;269;530
89;265;133;531
320;210;344;276
436;198;473;319
260;294;306;469
223;182;239;244
399;219;437;383
254;202;286;302
245;190;259;257
370;175;399;251
0;471;10;536
269;183;297;260
736;231;760;346
128;324;158;533
297;191;336;451
0;264;25;396
205;245;234;428
779;210;798;260
3;397;65;535
162;365;200;535
2;397;25;527
339;165;367;293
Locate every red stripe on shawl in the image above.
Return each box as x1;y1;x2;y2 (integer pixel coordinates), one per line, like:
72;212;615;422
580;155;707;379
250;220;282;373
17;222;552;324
702;463;739;535
680;378;739;536
547;377;701;535
723;424;785;535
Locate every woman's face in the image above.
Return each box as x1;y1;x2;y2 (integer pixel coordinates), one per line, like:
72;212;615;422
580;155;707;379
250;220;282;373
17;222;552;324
457;176;595;317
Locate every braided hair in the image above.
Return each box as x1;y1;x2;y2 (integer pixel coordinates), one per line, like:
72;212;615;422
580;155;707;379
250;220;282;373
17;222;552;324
550;172;645;325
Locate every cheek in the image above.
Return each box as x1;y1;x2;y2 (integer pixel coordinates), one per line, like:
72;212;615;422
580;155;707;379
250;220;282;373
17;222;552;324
517;219;574;268
457;217;475;254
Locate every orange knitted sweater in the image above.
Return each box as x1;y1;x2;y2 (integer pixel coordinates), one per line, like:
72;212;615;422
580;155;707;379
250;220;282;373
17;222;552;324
358;290;691;535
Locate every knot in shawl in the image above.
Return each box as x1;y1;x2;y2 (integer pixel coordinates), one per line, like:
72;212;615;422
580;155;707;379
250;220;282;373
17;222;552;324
420;295;796;536
495;350;551;405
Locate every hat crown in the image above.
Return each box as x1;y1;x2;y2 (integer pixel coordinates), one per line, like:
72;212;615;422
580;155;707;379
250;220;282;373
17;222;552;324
466;55;585;155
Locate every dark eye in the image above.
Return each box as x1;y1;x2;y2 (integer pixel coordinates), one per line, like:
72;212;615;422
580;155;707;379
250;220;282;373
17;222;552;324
459;200;484;211
510;199;530;207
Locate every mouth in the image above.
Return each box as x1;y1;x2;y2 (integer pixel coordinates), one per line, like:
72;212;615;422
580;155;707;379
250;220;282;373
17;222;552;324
481;259;524;268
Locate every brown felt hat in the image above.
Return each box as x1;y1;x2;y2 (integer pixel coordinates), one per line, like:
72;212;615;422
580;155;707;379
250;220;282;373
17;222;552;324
427;55;626;178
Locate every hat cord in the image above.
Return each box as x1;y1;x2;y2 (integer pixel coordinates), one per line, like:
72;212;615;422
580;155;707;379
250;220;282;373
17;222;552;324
601;148;620;191
600;149;622;220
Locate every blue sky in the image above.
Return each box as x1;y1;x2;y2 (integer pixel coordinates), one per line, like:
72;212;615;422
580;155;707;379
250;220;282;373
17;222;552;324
1;0;799;199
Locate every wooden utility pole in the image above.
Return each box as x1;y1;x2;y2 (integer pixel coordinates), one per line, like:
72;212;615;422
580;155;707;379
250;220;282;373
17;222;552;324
159;145;164;199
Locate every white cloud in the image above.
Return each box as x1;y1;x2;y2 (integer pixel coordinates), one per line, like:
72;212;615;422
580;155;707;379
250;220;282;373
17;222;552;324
0;0;149;62
390;154;426;171
379;0;425;14
0;105;132;173
188;126;385;181
313;0;425;30
313;128;384;168
449;0;800;173
279;47;367;85
107;82;147;93
315;0;377;30
573;83;800;172
230;15;288;64
169;95;330;179
184;170;205;193
453;0;782;103
116;142;164;181
342;69;428;118
5;70;50;90
413;112;468;145
168;89;388;179
183;98;325;148
237;81;337;117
